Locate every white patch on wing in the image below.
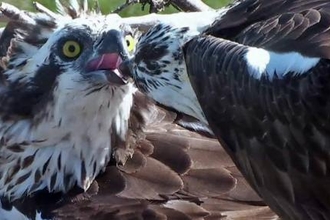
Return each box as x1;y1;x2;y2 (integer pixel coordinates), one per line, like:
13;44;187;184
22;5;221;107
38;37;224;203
244;47;270;79
244;47;320;80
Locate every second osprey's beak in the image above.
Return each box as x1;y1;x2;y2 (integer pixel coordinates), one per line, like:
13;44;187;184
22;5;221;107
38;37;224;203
85;30;129;85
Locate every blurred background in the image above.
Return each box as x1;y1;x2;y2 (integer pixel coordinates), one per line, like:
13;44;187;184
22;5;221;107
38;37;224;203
1;0;231;17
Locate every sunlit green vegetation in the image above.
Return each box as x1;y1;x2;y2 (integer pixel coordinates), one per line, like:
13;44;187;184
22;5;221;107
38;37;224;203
1;0;231;16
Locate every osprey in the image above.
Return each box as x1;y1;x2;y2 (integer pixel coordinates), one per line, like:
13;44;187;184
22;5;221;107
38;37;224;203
0;1;277;220
119;0;330;219
0;0;137;202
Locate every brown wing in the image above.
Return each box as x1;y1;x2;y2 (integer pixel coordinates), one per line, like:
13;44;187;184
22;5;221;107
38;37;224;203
208;0;330;38
43;92;276;220
208;0;330;59
183;25;330;219
233;8;330;59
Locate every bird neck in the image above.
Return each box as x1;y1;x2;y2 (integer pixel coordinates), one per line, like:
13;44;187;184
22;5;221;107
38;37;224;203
0;83;136;201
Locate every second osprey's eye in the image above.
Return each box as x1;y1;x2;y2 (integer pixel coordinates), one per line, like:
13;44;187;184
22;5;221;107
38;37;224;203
125;35;136;52
62;40;82;59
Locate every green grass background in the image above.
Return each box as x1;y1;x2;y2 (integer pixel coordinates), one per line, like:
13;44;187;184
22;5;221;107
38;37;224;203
1;0;231;16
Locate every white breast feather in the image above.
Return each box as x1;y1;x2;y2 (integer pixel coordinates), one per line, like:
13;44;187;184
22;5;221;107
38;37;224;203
0;79;135;200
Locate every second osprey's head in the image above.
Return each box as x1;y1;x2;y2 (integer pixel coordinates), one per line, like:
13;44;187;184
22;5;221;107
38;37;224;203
119;23;207;124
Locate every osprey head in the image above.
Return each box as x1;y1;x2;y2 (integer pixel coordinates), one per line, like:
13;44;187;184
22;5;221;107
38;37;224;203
1;15;137;118
119;23;207;123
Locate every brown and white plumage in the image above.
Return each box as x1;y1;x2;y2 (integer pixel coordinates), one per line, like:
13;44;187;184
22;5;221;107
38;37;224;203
0;1;278;220
33;92;276;220
0;0;135;206
120;0;330;219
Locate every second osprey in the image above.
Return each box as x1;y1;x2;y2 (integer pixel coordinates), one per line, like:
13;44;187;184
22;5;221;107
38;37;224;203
119;0;330;219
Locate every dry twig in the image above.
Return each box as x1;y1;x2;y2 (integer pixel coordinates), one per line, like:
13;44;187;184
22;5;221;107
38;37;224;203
113;0;172;14
121;10;220;32
112;0;140;13
0;0;221;37
33;2;61;19
114;0;212;14
170;0;212;11
0;2;36;24
141;0;171;13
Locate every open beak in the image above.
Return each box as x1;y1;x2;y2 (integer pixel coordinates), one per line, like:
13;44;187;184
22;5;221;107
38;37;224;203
86;53;128;85
85;30;130;85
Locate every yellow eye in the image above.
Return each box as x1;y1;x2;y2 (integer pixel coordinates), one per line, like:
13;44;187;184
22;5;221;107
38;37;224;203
62;40;82;58
125;35;136;52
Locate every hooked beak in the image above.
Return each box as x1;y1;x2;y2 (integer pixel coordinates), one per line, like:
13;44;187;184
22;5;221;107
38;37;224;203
85;30;130;85
86;53;127;85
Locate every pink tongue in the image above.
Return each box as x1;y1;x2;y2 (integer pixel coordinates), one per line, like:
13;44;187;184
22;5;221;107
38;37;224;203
88;53;122;71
